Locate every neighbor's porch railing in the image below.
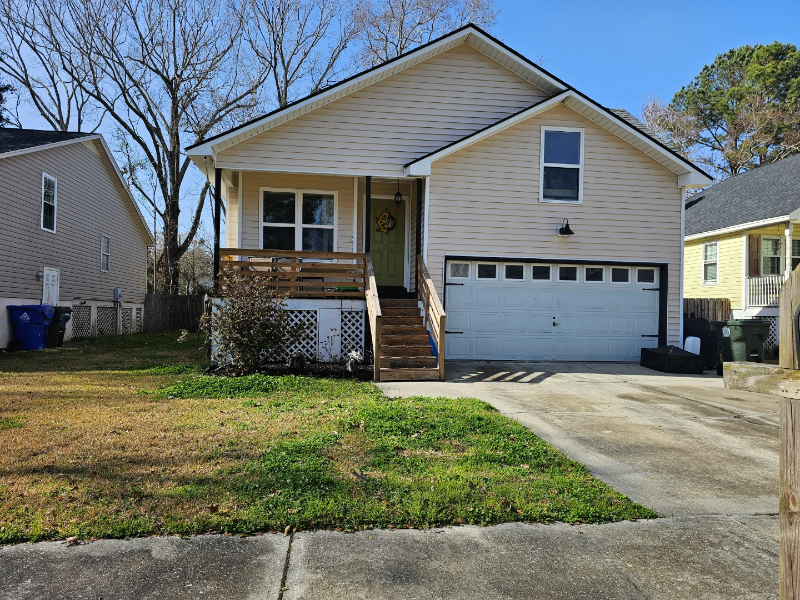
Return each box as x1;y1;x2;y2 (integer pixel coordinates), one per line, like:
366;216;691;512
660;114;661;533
747;274;786;307
417;255;446;381
218;248;366;298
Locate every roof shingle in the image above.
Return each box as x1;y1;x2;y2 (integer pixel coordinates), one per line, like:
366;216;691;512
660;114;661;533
685;154;800;236
0;128;93;155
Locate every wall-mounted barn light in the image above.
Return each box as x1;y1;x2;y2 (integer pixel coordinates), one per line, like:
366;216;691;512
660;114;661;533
557;218;575;237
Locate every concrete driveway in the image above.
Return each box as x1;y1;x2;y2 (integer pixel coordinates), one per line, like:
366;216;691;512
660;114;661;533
379;361;779;518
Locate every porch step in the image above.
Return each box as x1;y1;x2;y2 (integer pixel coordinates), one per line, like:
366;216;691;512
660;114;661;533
381;299;420;308
380;367;441;382
381;332;430;344
381;307;422;317
382;315;423;326
380;344;434;357
380;356;437;369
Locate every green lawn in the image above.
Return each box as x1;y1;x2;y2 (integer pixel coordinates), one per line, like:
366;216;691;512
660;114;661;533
0;332;655;544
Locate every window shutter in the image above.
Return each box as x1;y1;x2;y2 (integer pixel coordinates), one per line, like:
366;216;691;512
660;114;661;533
748;235;761;276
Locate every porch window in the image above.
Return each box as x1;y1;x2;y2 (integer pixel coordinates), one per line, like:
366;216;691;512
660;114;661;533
793;239;800;270
702;242;718;284
261;189;336;252
761;238;781;275
540;127;583;203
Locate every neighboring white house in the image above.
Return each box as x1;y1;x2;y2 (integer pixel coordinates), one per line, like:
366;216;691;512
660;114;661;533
0;128;153;346
187;24;711;381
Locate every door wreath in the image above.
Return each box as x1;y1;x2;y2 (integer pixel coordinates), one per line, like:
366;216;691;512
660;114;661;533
377;211;397;233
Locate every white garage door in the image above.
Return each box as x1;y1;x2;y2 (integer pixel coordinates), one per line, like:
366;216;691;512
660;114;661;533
445;260;660;361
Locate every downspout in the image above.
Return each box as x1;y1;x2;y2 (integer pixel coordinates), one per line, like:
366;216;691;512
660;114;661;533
679;185;686;347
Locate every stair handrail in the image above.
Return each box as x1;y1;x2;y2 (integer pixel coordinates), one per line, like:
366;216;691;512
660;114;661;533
417;255;446;381
364;254;382;381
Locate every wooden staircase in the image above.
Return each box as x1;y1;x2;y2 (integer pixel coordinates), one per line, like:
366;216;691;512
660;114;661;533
378;299;440;381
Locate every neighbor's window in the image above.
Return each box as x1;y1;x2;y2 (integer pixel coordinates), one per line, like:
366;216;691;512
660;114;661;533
41;173;57;232
100;236;110;272
793;240;800;270
261;189;335;252
702;242;719;283
540;127;583;203
762;238;781;275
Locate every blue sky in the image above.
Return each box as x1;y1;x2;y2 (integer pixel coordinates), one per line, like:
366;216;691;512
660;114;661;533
492;0;800;114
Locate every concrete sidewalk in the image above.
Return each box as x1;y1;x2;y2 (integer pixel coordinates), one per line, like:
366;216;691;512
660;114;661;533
0;516;777;600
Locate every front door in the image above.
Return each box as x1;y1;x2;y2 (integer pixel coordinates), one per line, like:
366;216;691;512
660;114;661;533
370;199;406;287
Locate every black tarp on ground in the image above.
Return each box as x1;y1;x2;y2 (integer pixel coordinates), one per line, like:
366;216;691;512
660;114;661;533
683;317;722;369
640;346;705;374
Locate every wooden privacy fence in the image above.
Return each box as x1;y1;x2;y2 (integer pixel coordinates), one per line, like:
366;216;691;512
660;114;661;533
683;298;732;322
144;293;205;333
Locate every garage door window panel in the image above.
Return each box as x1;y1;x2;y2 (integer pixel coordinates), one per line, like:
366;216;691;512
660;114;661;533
637;268;656;284
611;267;630;283
477;264;498;280
450;262;470;279
531;265;551;281
585;267;604;282
558;266;579;282
540;127;584;204
504;264;524;281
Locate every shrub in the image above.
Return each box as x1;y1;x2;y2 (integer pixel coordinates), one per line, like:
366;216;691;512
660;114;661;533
202;272;311;372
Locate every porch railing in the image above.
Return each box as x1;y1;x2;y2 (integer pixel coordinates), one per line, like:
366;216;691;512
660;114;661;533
364;255;382;381
218;248;366;298
417;255;446;381
747;274;786;307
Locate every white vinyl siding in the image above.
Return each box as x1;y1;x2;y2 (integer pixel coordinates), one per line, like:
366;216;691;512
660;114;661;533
41;173;57;232
702;242;718;284
427;103;683;346
215;45;549;177
100;235;110;272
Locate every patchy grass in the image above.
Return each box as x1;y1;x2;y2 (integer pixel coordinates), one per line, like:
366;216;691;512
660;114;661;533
0;333;655;544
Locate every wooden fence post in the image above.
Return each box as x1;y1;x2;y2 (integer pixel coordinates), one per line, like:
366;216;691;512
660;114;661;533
780;272;800;369
782;397;800;599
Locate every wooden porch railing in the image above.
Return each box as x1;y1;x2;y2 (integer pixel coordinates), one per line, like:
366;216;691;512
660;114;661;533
747;274;785;307
364;255;382;381
417;255;446;381
218;248;365;298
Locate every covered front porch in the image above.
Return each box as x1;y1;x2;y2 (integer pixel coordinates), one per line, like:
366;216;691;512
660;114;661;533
209;168;445;382
744;220;800;310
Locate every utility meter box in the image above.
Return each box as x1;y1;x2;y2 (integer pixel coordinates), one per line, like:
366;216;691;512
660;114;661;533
113;288;122;302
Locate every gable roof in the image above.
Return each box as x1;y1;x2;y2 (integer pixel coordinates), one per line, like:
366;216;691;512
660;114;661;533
0;128;153;243
186;23;710;186
403;91;712;185
685;154;800;238
0;128;94;156
186;24;569;157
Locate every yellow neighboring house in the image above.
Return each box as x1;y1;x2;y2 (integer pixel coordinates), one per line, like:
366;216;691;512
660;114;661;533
684;154;800;341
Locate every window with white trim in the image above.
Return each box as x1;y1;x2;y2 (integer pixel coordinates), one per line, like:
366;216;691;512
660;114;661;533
41;173;57;232
504;264;524;280
449;262;470;279
611;267;630;283
702;242;718;284
261;189;336;252
762;238;781;275
477;264;497;279
793;239;800;271
100;236;110;272
585;266;604;282
540;127;583;203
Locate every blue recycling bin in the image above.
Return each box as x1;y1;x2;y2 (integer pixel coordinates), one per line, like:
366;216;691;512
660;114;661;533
7;305;55;350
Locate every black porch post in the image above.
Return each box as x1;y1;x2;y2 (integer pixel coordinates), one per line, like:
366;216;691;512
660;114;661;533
365;176;372;253
213;166;222;291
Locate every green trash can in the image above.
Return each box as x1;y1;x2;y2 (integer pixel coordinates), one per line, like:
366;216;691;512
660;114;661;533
46;306;73;348
712;319;772;363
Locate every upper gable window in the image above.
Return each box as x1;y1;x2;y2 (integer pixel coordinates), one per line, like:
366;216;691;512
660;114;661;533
41;173;57;232
540;127;583;203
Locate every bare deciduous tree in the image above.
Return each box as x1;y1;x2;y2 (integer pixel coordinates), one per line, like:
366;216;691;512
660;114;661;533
2;0;269;293
249;0;361;108
0;0;101;131
357;0;497;66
